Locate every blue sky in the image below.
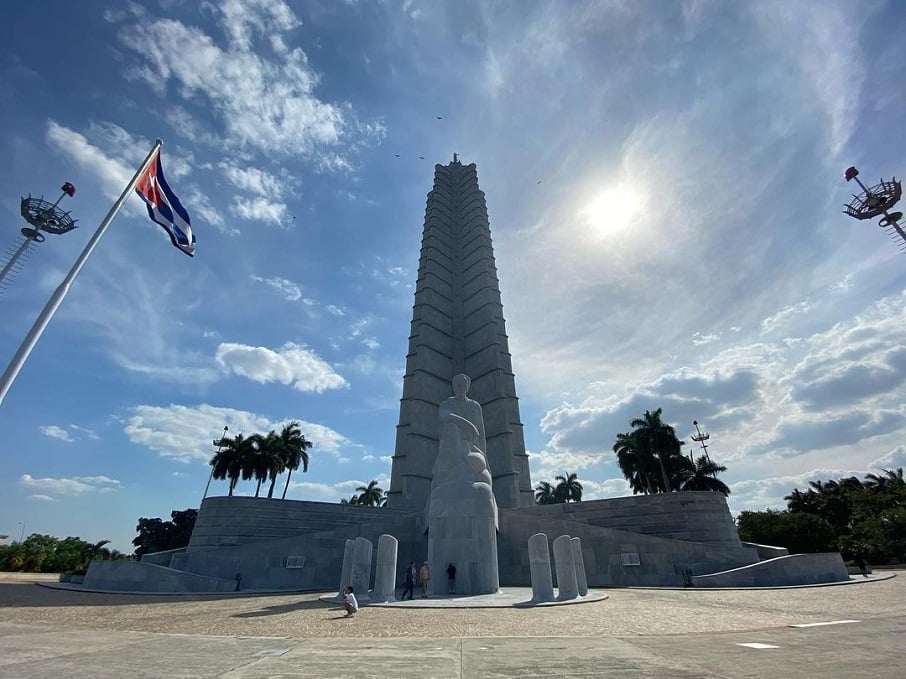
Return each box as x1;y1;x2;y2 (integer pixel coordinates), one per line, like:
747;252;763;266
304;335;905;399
2;0;906;553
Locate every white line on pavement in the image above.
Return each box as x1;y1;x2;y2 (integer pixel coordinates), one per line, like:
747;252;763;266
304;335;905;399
736;643;780;649
789;620;861;628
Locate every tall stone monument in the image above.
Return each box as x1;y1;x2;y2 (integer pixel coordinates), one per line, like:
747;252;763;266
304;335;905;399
387;155;534;514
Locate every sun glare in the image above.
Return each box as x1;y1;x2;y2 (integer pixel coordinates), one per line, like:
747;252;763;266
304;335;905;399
580;184;644;235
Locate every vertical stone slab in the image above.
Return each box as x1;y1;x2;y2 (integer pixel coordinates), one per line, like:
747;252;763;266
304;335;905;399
553;534;578;600
372;534;398;602
570;537;588;596
351;536;373;600
528;533;554;602
337;539;355;597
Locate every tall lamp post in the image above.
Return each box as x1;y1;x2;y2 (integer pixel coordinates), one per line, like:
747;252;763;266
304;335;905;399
843;166;906;251
0;182;78;291
690;420;712;464
202;426;229;501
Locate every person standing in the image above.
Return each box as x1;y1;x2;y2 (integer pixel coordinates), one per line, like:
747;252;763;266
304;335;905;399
401;561;416;600
419;561;431;598
446;563;456;594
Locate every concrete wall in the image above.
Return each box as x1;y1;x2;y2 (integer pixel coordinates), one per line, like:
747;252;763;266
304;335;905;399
499;510;759;587
516;492;743;549
741;541;789;560
83;560;236;593
140;547;186;566
691;553;849;587
189;496;412;550
181;512;425;592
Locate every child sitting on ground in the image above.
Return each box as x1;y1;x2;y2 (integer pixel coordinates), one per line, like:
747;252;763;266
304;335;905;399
343;586;359;617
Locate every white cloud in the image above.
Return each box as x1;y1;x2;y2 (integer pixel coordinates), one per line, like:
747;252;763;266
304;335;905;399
28;495;56;502
692;332;721;347
250;275;302;301
123;402;351;463
40;425;73;443
69;425;100;440
221;163;286;197
116;3;376;163
216;341;348;392
231;196;289;226
760;300;813;335
19;474;120;496
45;121;134;203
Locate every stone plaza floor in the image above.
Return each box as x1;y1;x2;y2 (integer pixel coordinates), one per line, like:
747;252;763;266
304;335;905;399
0;571;902;677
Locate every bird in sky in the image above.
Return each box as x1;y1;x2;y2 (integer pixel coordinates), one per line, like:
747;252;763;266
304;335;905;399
436;116;443;120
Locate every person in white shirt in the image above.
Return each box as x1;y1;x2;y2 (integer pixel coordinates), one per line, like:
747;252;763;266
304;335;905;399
343;586;359;617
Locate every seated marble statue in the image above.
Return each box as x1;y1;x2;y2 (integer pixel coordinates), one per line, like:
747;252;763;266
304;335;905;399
428;374;497;526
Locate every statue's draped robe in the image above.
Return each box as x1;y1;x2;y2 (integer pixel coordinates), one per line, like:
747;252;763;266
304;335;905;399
427;396;499;595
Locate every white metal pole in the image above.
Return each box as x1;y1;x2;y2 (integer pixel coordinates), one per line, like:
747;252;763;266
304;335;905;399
0;139;162;406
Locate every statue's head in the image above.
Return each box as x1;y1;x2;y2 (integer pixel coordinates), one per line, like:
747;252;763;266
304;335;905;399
452;373;471;397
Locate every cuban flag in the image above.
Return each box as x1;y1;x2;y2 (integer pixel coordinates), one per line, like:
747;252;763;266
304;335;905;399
134;149;196;257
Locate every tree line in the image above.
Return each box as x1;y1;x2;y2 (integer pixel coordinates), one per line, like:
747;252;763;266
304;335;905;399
533;408;732;506
738;468;905;564
340;480;387;506
534;472;584;504
209;421;313;499
0;534;127;573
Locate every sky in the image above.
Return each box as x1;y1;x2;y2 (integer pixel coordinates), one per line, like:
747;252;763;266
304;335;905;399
1;0;906;553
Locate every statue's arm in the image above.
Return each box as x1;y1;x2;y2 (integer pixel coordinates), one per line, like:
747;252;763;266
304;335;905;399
474;402;487;456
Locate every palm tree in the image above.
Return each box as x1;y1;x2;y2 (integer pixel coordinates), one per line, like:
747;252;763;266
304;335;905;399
629;409;684;492
257;431;288;499
210;433;253;496
555;471;583;503
340;494;360;505
784;488;820;513
356;480;385;507
612;431;657;494
675;455;731;495
864;468;905;492
278;422;313;500
535;480;558;505
243;433;277;498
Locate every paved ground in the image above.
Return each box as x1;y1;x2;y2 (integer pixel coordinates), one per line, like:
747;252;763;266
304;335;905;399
0;572;902;677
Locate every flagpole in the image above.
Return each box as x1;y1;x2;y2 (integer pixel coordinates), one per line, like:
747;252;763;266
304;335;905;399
0;139;163;406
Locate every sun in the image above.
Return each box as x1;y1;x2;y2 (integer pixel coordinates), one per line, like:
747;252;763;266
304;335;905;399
580;184;644;235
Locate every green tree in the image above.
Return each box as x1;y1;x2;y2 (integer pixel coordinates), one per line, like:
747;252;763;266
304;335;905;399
356;480;385;507
278;421;313;500
534;480;558;505
674;455;731;496
210;433;253;496
555;471;583;503
737;509;837;553
247;431;286;499
628;409;685;492
132;509;198;557
612;431;657;494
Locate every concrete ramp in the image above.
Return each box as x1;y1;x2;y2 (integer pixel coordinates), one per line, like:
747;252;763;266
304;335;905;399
691;553;849;587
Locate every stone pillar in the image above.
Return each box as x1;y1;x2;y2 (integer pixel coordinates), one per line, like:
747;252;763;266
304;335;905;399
337;539;355;597
553;534;578;600
372;534;398;603
528;533;554;602
351;536;373;600
570;537;588;596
